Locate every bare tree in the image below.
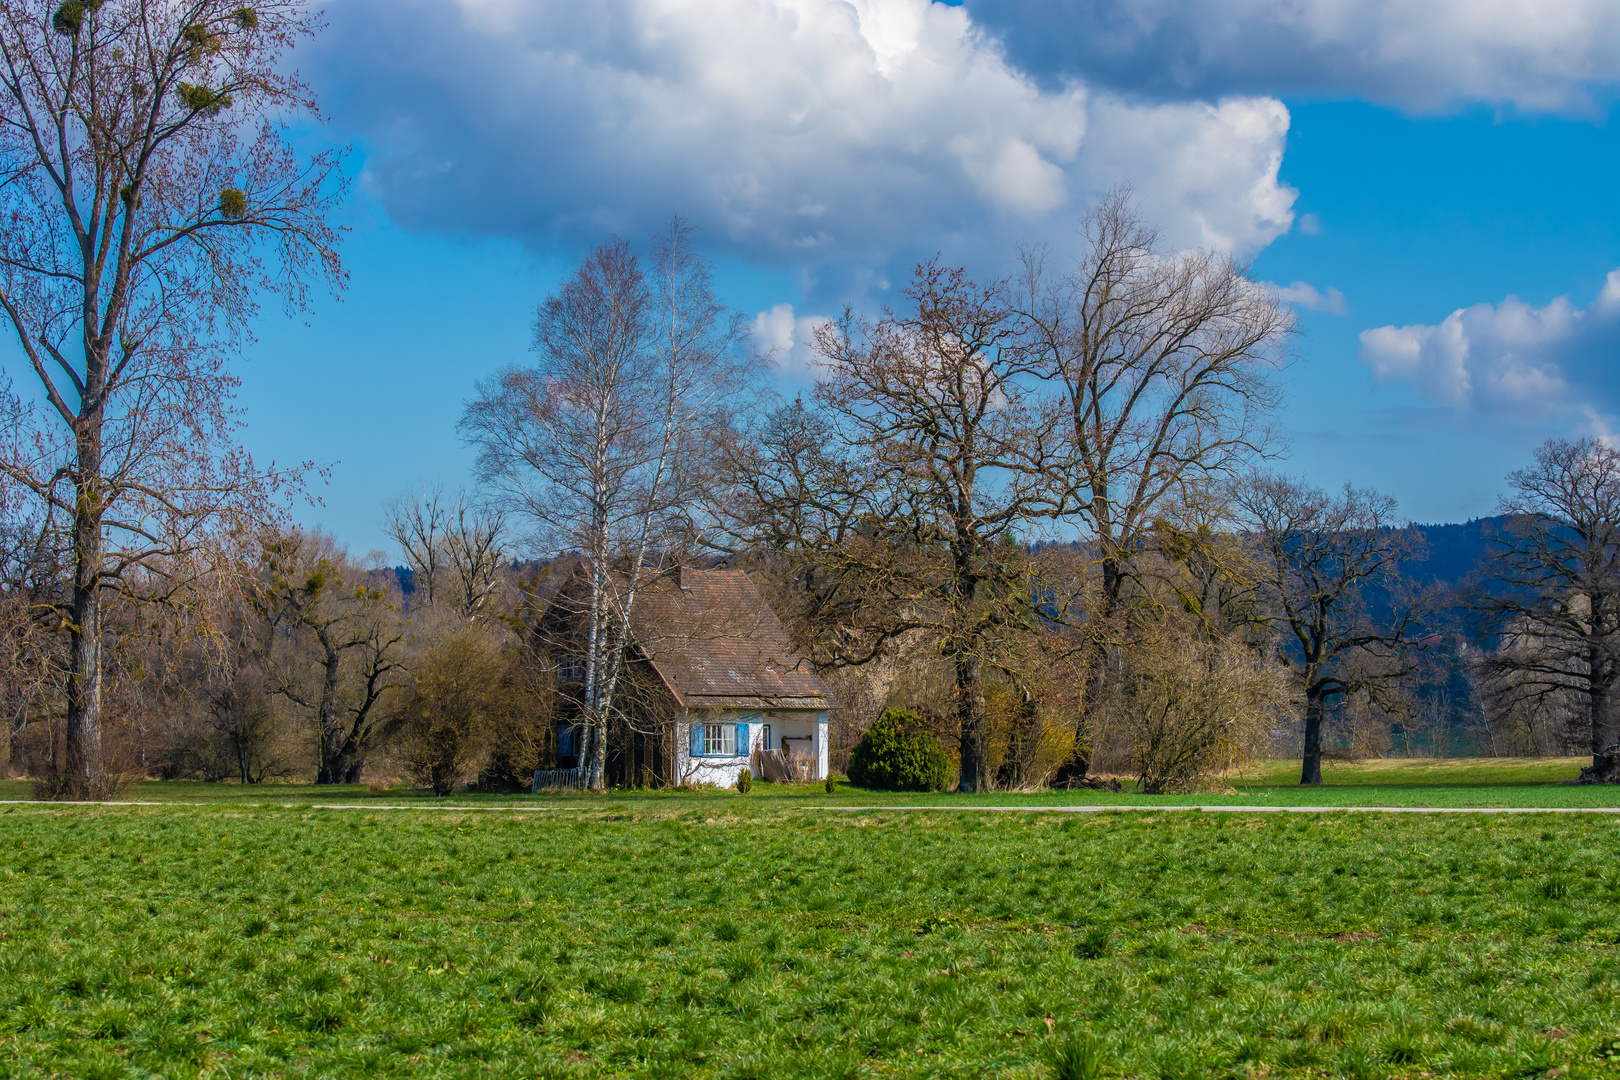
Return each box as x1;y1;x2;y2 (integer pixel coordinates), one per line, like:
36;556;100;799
1236;475;1428;785
255;532;404;784
383;485;506;619
461;220;754;789
0;511;63;772
187;558;296;784
730;261;1071;792
1013;189;1293;780
383;485;449;609
0;0;345;795
443;494;505;620
1472;438;1620;767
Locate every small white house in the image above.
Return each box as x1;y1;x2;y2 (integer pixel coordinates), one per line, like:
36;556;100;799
547;565;834;787
642;568;833;787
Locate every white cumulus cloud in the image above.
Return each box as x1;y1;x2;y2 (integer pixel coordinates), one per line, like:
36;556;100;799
1357;272;1620;423
313;0;1296;298
751;303;833;379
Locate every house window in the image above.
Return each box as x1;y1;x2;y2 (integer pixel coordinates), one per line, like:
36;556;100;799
702;723;736;756
558;654;587;682
761;723;771;750
689;719;757;758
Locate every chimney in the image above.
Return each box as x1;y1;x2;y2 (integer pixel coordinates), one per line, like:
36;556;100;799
678;565;692;591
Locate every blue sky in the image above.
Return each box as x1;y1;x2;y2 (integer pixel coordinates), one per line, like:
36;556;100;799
224;0;1620;556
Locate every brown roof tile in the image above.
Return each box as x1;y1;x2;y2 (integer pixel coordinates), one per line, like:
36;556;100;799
629;568;831;710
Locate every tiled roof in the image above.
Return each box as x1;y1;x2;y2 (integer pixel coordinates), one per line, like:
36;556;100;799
629;568;831;711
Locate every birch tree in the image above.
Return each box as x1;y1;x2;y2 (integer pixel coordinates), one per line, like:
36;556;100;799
460;221;752;790
0;0;345;795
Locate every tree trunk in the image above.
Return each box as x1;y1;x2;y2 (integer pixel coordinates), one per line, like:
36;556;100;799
1300;688;1326;786
64;477;105;795
315;645;344;784
1053;554;1122;786
333;687;387;786
955;658;989;793
331;718;365;784
584;721;605;790
1590;639;1611;768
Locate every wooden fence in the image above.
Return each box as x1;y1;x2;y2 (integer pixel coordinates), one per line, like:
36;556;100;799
752;748;811;782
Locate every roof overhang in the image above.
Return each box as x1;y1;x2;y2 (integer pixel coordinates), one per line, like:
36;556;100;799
682;696;831;712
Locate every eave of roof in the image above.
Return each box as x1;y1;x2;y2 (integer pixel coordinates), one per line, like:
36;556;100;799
680;695;830;711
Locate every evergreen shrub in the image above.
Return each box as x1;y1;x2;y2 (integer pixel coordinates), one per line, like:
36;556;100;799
846;708;950;792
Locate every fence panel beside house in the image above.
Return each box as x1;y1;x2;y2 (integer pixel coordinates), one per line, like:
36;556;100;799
532;767;587;792
752;747;810;782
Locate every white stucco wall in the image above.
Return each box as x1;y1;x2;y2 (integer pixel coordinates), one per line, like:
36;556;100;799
675;709;829;786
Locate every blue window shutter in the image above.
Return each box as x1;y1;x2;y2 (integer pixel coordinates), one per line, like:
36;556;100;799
690;723;703;757
736;722;749;758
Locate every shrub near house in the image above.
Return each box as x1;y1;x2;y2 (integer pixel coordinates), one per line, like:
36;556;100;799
848;708;951;792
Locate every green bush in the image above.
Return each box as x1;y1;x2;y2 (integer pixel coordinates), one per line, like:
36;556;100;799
735;768;752;794
847;708;951;792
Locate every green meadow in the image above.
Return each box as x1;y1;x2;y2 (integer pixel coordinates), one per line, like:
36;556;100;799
5;797;1620;1078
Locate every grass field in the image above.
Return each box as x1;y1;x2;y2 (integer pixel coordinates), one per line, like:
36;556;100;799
5;800;1620;1078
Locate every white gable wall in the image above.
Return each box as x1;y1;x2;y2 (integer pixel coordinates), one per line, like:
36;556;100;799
675;708;828;787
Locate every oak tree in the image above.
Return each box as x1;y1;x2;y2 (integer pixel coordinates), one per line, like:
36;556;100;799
733;262;1070;792
1237;475;1427;785
1473;438;1620;767
1013;190;1292;780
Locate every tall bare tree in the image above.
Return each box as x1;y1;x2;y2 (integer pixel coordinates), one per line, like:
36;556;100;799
1237;475;1428;785
0;0;345;794
729;261;1070;792
461;220;754;789
1013;189;1293;780
1473;438;1620;767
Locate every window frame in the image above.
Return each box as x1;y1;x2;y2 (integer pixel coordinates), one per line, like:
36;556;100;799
702;723;736;757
